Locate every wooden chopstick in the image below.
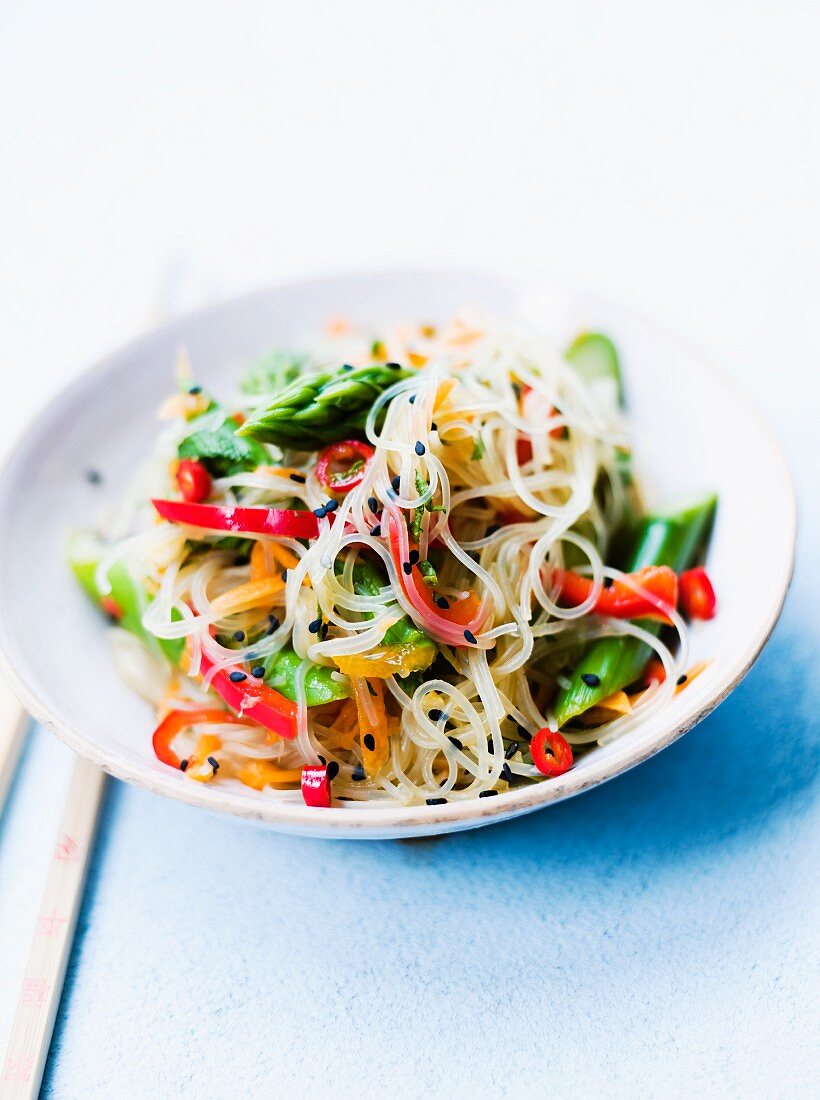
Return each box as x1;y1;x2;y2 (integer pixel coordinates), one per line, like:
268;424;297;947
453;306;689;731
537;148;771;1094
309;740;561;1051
2;756;105;1098
0;678;28;818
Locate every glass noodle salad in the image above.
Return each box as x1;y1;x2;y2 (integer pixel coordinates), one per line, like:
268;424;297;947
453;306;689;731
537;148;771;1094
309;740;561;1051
69;316;717;809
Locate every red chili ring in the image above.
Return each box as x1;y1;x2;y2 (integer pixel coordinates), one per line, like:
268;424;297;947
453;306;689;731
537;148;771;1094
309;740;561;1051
315;440;375;493
530;728;573;778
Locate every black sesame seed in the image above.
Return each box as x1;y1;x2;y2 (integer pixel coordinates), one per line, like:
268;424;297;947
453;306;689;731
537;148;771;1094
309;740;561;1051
281;570;288;582
252;665;266;679
435;596;450;610
677;674;687;686
84;468;102;485
387;488;397;500
207;756;219;771
415;440;426;456
267;615;280;633
308;617;322;634
324;498;339;513
409;549;420;564
317;754;327;765
369;524;381;537
326;761;340;781
321;623;329;639
289;473;306;483
409;394;416;404
505;741;519;760
189;385;202;394
516;724;532;743
363;733;376;752
448;736;463;751
426;797;447;805
368;496;378;512
501;762;513;782
229;670;247;682
486;524;500;537
179;759;189;772
402;561;413;575
342;363;354;372
351;767;366;781
387;361;402;370
463;629;477;644
429;708;444;722
431;422;438;432
313;505;327;518
581;672;601;687
479;789;498;798
233;630;246;641
391;475;401;492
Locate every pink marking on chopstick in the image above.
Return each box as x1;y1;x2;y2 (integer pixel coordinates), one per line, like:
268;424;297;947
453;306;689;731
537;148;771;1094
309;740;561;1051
4;1055;33;1082
37;912;68;937
55;833;81;862
20;977;49;1008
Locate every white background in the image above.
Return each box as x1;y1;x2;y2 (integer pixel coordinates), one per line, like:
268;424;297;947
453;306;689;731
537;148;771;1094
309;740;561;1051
1;2;818;1097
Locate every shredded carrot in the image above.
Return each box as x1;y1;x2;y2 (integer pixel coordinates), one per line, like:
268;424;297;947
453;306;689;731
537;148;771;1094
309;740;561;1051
408;351;428;368
352;677;390;777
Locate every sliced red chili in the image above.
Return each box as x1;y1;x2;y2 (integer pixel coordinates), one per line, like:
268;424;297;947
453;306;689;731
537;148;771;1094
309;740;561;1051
101;595;124;620
152;499;321;540
315;440;375;493
679;567;717;620
176;459;212;503
530;728;573;777
301;765;332;807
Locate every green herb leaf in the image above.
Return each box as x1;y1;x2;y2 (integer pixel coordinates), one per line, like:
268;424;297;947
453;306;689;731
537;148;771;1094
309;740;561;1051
178;416;269;477
470;432;485;461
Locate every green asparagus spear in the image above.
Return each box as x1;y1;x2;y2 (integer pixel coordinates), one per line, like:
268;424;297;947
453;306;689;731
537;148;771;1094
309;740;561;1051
238;363;412;450
565;332;624;406
552;494;717;726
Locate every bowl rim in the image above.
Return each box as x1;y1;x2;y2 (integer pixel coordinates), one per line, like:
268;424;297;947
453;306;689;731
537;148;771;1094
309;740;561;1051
0;269;797;835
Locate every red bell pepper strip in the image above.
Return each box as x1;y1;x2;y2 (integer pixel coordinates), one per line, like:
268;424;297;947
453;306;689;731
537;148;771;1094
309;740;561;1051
315;439;375;493
152;499;320;540
176;459;212;503
553;565;678;623
679;567;717;620
301;765;332;807
198;650;298;740
152;707;249;769
530;728;573;777
384;505;486;647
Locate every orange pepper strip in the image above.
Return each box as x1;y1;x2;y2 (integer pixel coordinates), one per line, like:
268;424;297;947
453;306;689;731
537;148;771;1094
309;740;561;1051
210;576;284;617
237;760;303;791
351;677;390;778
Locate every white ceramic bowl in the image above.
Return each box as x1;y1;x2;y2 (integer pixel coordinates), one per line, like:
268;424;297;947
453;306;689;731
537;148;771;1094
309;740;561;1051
0;272;795;838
